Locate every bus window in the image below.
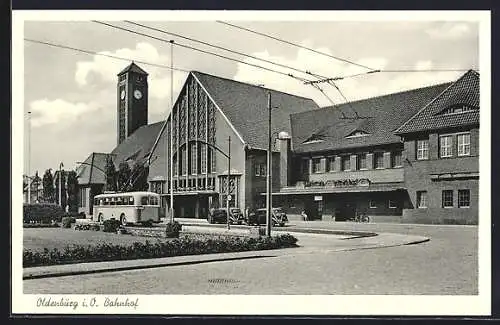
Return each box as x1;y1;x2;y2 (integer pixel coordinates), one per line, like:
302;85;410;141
141;196;149;205
128;196;134;205
99;199;103;206
116;197;122;206
104;198;110;206
110;198;116;206
152;196;158;205
94;198;98;206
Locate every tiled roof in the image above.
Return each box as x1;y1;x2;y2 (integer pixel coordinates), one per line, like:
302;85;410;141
111;121;164;167
395;70;479;134
192;71;319;149
290;82;452;154
117;62;148;76
77;122;163;185
76;152;108;185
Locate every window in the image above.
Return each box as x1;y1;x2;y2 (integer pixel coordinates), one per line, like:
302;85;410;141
374;152;384;169
200;145;207;174
441;104;477;115
326;157;335;172
458;190;470;208
341;156;351;171
211;148;216;173
457;133;471;156
417;140;429;160
442;190;453;208
369;200;377;208
388;200;397;209
191;144;197;175
391;151;402;167
417;191;427;208
358;153;367;170
440;135;453;158
141;196;149;205
182;147;188;175
255;164;260;176
173;155;178;176
128;196;134;205
115;197;123;206
260;164;266;176
312;158;322;173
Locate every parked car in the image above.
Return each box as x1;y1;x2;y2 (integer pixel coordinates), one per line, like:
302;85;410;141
228;207;245;225
207;208;227;224
248;208;288;227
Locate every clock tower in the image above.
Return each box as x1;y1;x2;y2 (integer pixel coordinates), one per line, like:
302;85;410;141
117;62;149;146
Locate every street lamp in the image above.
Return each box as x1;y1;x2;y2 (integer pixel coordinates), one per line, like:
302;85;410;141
59;162;64;208
266;92;292;237
27;111;31;204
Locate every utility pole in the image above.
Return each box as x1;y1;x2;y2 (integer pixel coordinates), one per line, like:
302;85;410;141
266;93;272;237
169;39;175;224
226;136;231;230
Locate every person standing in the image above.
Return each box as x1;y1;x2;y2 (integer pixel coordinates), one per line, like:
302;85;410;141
301;210;308;222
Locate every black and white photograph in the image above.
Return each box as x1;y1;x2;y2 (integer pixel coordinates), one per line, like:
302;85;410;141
12;10;491;315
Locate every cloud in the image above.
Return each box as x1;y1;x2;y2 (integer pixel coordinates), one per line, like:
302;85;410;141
233;43;389;106
74;42;175;100
426;23;471;40
29;99;99;127
233;45;463;107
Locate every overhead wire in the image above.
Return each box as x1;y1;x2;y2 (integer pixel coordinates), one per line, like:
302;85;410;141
216;20;377;72
123;20;330;81
24;38;190;73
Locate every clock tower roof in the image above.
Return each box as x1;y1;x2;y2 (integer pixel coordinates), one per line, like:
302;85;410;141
117;62;149;76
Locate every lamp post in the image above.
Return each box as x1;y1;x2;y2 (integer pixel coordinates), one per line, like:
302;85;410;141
27;111;31;204
226;136;231;230
266;93;272;237
59;162;64;208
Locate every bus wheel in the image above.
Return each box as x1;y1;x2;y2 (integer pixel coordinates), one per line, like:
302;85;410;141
120;214;128;226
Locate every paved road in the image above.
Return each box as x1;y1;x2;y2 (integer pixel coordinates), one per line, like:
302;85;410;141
24;223;477;295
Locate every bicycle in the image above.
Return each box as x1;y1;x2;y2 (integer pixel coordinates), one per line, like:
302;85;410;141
354;212;370;223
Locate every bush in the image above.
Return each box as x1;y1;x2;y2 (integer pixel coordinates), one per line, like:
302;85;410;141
165;221;182;238
74;223;101;231
142;220;154;227
61;217;76;228
23;233;299;267
23;223;60;228
23;203;65;224
103;219;121;233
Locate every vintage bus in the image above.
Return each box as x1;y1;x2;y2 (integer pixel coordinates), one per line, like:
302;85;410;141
92;191;161;225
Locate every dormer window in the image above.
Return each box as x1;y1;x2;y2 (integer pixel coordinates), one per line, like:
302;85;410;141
439;104;478;116
346;130;370;138
302;133;325;145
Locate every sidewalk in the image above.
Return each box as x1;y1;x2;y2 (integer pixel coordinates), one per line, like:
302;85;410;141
23;229;429;280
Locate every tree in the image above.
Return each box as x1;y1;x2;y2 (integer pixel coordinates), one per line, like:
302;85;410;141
32;171;41;202
42;169;55;203
54;171;67;208
66;170;79;213
105;155;117;192
128;163;149;191
116;162;131;192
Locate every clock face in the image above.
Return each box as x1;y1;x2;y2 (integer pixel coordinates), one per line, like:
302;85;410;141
134;89;143;99
120;90;126;100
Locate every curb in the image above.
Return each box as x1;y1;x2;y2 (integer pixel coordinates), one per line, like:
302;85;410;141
23;253;278;280
23;231;429;280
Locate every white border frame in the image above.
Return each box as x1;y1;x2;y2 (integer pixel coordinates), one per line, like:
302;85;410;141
12;10;491;316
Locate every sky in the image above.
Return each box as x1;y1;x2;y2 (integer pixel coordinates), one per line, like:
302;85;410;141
21;18;479;176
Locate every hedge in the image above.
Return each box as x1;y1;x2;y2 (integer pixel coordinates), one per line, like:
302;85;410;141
23;233;298;267
23;223;60;228
23;203;66;224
